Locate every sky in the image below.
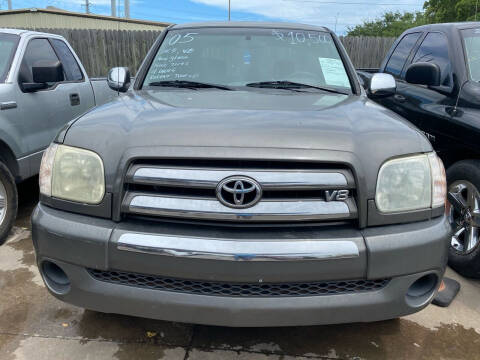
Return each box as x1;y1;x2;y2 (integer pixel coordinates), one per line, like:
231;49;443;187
0;0;425;34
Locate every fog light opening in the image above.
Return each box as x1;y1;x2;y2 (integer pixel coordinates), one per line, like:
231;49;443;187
406;274;438;307
41;261;71;295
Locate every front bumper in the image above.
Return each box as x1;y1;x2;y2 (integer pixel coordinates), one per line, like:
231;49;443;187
32;203;450;327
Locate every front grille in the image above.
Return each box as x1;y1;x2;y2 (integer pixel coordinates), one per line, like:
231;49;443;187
88;269;389;297
121;160;358;224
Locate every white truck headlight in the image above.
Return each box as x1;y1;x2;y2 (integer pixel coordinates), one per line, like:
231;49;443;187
376;153;446;213
39;144;105;204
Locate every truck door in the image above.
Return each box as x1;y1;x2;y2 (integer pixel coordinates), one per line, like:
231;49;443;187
389;32;456;146
49;38;95;119
14;37;94;172
448;28;480;155
376;32;422;126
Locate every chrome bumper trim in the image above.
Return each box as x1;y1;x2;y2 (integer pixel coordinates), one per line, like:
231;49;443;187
126;194;354;222
117;233;360;261
130;167;350;189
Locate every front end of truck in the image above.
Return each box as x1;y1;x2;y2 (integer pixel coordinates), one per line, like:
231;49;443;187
32;146;449;327
31;22;451;327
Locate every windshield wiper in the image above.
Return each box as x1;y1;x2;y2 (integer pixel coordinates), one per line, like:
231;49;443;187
148;80;233;90
246;81;348;95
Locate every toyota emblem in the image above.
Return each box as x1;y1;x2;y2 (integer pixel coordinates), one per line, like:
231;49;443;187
216;176;262;209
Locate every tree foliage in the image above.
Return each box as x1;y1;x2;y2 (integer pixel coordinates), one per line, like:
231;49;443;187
425;0;480;21
347;0;479;37
347;11;427;37
423;0;460;22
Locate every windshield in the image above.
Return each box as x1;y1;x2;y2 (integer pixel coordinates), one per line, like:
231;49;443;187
462;28;480;82
143;27;352;91
0;33;19;83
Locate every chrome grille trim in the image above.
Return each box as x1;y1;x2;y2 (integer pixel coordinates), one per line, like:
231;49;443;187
117;233;360;261
122;162;358;223
124;194;356;222
128;166;352;190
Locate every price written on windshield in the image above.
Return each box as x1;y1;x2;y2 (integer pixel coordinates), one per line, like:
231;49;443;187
167;32;198;46
272;30;332;45
148;32;200;82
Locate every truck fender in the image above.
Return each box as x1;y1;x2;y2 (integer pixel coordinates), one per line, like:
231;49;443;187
0;137;19;179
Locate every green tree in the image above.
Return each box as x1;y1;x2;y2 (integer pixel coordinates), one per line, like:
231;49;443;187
423;0;460;22
455;0;480;20
423;0;480;21
348;0;479;38
347;11;427;37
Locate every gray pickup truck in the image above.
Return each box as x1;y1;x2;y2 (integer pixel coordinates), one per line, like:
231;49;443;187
0;29;118;243
33;22;450;327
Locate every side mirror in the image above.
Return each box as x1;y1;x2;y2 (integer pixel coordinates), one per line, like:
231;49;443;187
22;60;64;93
108;67;130;93
369;73;396;97
405;62;441;87
33;60;64;83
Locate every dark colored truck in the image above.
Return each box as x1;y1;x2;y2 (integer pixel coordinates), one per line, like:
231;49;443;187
32;22;450;327
358;22;480;278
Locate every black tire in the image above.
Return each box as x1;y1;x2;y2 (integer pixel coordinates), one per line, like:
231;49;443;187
0;161;17;246
447;160;480;278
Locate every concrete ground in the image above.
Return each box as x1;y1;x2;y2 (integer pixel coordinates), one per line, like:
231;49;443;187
1;179;480;360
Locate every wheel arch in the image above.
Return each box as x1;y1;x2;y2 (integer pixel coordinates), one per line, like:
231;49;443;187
440;150;480;170
0;139;19;180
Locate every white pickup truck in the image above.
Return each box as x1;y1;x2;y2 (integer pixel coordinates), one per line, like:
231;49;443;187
0;29;122;243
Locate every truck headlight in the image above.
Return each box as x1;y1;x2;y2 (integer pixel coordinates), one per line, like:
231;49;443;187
376;153;446;213
39;144;105;204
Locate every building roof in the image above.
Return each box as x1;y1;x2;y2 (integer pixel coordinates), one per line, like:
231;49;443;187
0;7;171;27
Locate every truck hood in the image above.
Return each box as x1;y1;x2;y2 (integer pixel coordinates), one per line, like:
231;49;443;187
65;89;429;152
63;89;432;195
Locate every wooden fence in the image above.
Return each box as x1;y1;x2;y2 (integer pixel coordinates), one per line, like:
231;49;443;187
33;28;160;77
29;29;395;77
340;36;396;69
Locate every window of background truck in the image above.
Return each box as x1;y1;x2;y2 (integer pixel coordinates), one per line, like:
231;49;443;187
0;33;20;83
143;28;352;90
412;32;451;86
462;28;480;82
19;38;61;87
385;32;421;77
51;39;84;81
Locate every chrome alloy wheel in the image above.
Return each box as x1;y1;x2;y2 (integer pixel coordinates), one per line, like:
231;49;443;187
0;180;6;226
448;180;480;253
